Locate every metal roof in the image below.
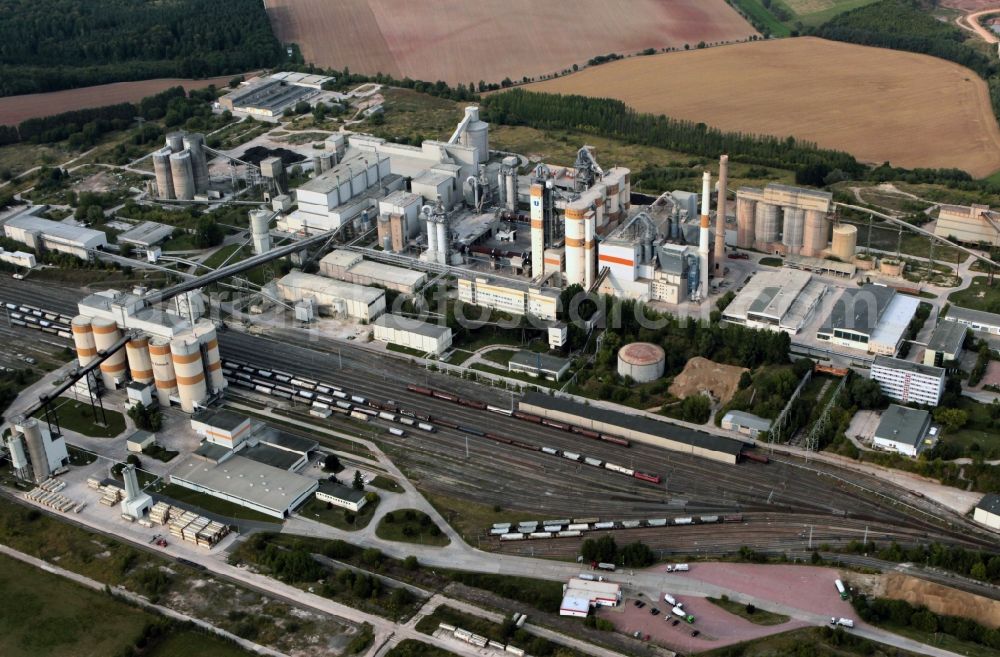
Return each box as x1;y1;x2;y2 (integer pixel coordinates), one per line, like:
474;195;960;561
977;493;1000;515
374;314;451;339
278;271;385;304
170;454;317;514
927;320;967;354
872;355;945;379
944;306;1000;330
192;408;249;432
117;221;174;247
821;284;896;334
722;411;772;432
194;442;232;462
873;405;931;448
5;212;107;245
317;480;368;504
509;351;571;374
521;392;744;456
241;443;302;471
256;426;317;454
869;294;919;349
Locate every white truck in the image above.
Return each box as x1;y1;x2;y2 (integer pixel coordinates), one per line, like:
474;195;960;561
831;617;854;628
666;563;689;573
663;593;680;606
671;606;695;623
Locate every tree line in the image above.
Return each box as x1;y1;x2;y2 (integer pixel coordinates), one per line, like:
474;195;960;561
0;0;284;96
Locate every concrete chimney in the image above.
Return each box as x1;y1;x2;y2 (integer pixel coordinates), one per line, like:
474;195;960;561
714;154;728;273
699;171;711;299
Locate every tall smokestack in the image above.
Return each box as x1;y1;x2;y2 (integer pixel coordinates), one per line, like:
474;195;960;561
699;171;711;299
530;183;545;277
714;154;728;273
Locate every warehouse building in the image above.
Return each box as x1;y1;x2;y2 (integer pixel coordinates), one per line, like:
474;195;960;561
870;356;945;406
973;494;1000;530
923;321;967;368
508;351;571;381
560;578;621;617
0;247;35;268
519;392;744;464
722;269;826;335
934;203;1000;246
721;410;772;438
219;77;318;118
169;453;317;519
285;154;397;234
315;481;369;512
872;405;934;457
191;409;253;449
319;250;426;294
942;306;1000;336
277;271;385;322
4;209;107;260
817;284;919;355
373;314;453;356
117;221;174;249
457;276;560;321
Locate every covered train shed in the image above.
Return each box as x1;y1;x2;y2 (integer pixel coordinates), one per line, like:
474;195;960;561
519;392;744;465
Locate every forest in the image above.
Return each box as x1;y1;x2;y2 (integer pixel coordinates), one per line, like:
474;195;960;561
0;0;283;96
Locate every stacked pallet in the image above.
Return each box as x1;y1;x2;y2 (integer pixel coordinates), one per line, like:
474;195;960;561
99;485;122;507
195;521;229;548
166;510;229;548
182;517;210;543
24;487;83;513
169;510;199;539
86;477;102;490
149;502;172;525
38;478;66;493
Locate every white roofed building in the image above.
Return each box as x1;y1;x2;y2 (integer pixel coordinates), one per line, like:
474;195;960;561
277;271;385;322
4;207;107;260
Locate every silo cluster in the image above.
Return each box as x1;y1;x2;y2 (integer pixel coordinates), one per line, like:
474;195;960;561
92;318;127;389
171;336;208;413
71;316;97;367
149;336;178;406
735;183;835;257
126;336;154;384
154;131;209;199
831;224;858;262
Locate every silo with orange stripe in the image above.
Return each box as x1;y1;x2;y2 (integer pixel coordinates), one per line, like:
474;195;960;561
194;323;225;392
92;318;127;389
125;335;154;384
71;315;97;367
149;337;177;407
170;335;207;413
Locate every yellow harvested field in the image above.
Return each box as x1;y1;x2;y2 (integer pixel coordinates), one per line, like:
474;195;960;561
264;0;755;85
527;37;1000;177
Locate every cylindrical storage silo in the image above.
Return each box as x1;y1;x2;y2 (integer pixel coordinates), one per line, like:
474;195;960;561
125;336;154;384
92;318;126;389
194;323;226;393
584;211;596;289
149;337;177;407
166;132;184;153
321;153;334;172
17;418;49;483
620;172;631;213
564;207;586;286
782;207;805;255
71;315;97;367
617;343;665;383
436;219;448;263
311;156;322;176
606;182;620;221
170;150;195;200
426;216;438;257
832;224;858;262
801;210;830;257
182;133;209;194
152;148;175;199
754;203;779;245
170;336;207;413
736;197;756;249
250;209;272;255
506;171;517;212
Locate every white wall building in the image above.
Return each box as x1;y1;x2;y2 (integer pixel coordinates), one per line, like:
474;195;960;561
818;284;919;355
373;314;452;356
4;209;107;260
315;481;368;512
870;356;945;406
973;494;1000;530
942;306;1000;336
319;250;426;294
457;277;559;321
871;405;933;457
277;271;386;322
560;578;621;617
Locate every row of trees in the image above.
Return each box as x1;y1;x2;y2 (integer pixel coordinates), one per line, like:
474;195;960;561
0;0;283;96
580;535;656;568
853;594;1000;649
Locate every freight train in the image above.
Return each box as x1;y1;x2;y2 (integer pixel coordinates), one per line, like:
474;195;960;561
493;514;743;540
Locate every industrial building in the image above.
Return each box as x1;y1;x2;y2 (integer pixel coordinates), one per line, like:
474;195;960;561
973;494;1000;530
315;481;369;512
560;578;621;617
872;405;934;457
377;190;423;251
934;203;1000;246
373;314;453;356
0;247;36;268
870;356;945;407
457;276;560;321
269;71;335;89
617;342;665;383
287;154;396;233
519;392;744;464
191;409;253;449
319;250;427;294
507;351;571;381
736;183;834;256
721;410;772;438
75;289;226;412
923;321;967;367
276;271;386;322
4;207;107;260
152;132;210;200
3;417;69;483
721;269;826;335
817;284;919;355
941;306;1000;336
117;221;174;249
219;76;321;117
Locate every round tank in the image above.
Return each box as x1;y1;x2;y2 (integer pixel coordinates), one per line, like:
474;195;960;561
801;210;830;257
617;343;665;383
320;153;334;172
194;323;225;393
736;197;756;249
182;133;209;194
170;336;207;413
250;209;272;255
71;315;97;367
152;148;175;199
311;155;322;176
426;216;438;256
169;150;195;200
754;203;779;245
506;170;517;212
436;219;447;262
149;337;177;407
782;207;805;255
166;132;184;153
564;208;586;287
832;224;858;262
17;418;49;483
125;336;154;384
621;173;631;213
92;318;126;389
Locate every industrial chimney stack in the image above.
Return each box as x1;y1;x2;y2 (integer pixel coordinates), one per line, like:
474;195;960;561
698;171;711;299
714;154;729;274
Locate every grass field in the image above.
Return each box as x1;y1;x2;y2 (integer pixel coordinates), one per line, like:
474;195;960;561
706;596;791;625
526;37;1000;177
376;508;450;546
298;494;380;531
782;0;881;26
36;397;126;438
949;276;1000;313
155;483;278;523
264;0;755;85
731;0;791;36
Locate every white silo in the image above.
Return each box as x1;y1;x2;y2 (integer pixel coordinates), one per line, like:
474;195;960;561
5;434;29;480
754;203;780;245
149;337;177;407
166;132;184;153
152;147;175;199
170;150;196;200
250;209;273;255
17;418;49;483
92;318;126;389
564;205;586;287
194;323;226;393
459;106;489;162
584;210;595;289
832;224;858;261
125;335;154;384
782;207;805;255
170;336;207;413
182;133;209;194
71;315;97;367
801;210;830;257
425;212;438;260
436;216;448;264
